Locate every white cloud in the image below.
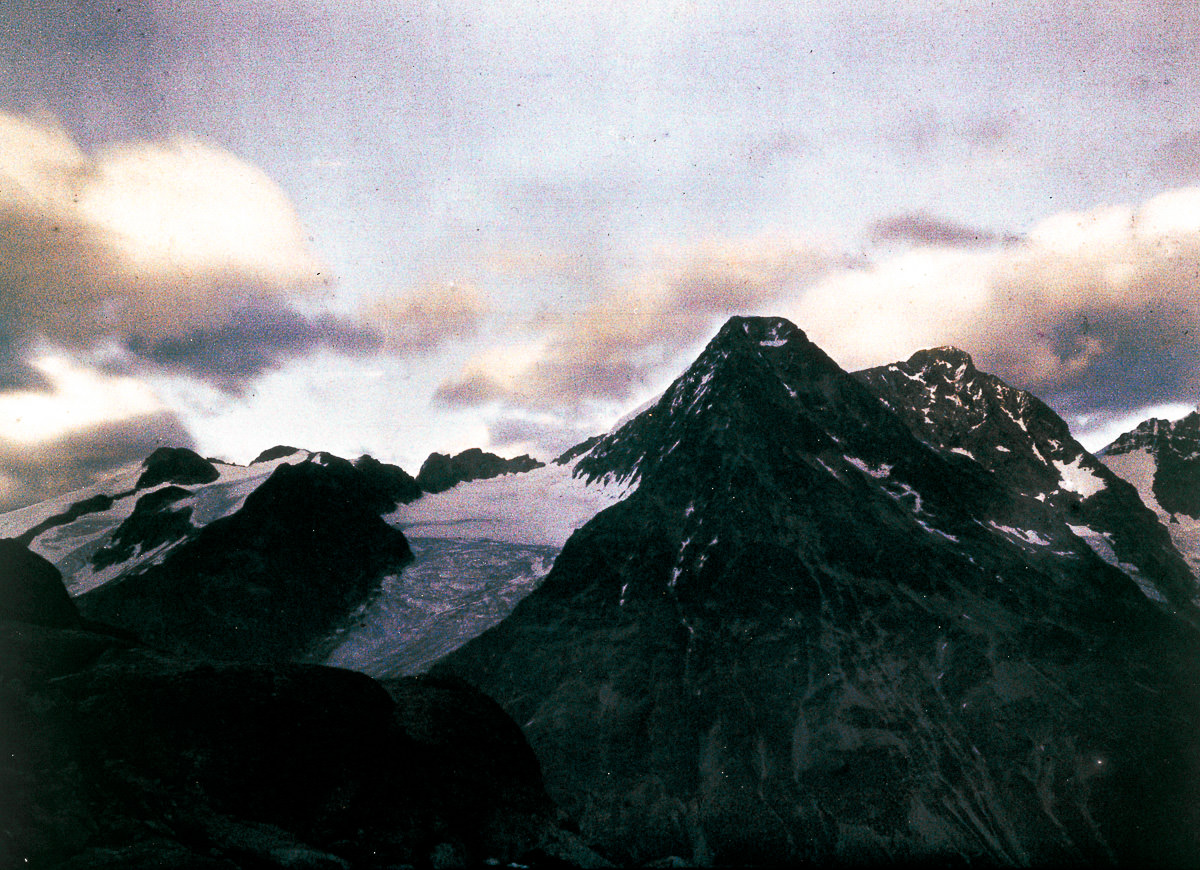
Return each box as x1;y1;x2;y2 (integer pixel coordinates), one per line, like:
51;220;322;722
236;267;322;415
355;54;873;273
0;356;164;444
0;111;331;383
789;186;1200;417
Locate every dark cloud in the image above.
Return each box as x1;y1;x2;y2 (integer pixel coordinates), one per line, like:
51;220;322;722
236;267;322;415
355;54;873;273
0;410;195;512
962;115;1014;148
744;130;808;167
869;211;1003;248
124;302;381;393
981;256;1200;421
1150;130;1200;186
793;187;1200;430
434;373;506;408
0;0;167;142
368;282;490;354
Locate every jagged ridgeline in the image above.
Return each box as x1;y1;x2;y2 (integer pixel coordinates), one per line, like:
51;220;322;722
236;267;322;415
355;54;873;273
22;447;424;662
1100;411;1200;577
436;316;1200;866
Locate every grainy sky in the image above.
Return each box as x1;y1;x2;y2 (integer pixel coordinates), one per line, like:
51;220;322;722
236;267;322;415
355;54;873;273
1;0;1198;508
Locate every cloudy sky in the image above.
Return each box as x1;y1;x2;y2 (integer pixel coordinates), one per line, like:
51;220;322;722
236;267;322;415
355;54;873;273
0;0;1198;509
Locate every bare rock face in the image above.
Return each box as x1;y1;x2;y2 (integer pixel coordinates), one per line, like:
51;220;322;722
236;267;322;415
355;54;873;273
857;348;1198;610
437;316;1200;866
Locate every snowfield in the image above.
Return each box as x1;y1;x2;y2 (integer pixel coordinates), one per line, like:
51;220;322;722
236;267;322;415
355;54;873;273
385;460;636;548
1101;447;1200;576
0;452;310;595
322;537;557;678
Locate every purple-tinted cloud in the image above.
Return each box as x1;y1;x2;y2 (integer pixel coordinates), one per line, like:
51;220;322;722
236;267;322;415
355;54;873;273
869;211;1004;248
0;410;196;511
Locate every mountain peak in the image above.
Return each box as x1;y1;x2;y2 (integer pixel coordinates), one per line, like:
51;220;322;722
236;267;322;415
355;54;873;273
905;345;976;375
1102;412;1200;458
712;315;809;349
573;314;901;487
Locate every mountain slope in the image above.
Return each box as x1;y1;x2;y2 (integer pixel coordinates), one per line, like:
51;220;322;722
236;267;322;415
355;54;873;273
857;348;1199;609
0;448;422;662
75;457;415;662
1;442;630;672
1099;411;1200;575
436;316;1200;866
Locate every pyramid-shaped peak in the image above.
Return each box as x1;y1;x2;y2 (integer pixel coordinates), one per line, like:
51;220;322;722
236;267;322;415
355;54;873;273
713;315;810;349
905;345;976;374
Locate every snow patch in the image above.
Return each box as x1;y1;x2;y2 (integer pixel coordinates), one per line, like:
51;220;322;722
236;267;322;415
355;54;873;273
1067;523;1168;604
2;452;311;595
1000;403;1028;432
845;457;892;479
816;458;842;480
1053;456;1106;499
917;518;959;543
1101;447;1200;577
988;521;1051;547
885;481;924;514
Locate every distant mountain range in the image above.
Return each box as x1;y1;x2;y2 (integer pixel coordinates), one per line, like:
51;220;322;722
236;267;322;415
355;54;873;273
4;315;1200;868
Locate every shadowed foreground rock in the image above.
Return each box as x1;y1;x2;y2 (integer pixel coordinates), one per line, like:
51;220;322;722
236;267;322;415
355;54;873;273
0;542;605;870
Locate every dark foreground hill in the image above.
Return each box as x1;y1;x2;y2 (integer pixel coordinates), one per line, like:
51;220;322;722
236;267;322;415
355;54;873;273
1;541;603;869
436;316;1200;866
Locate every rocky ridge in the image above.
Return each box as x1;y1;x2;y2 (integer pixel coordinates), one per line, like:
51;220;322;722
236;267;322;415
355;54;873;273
417;447;546;494
857;348;1199;609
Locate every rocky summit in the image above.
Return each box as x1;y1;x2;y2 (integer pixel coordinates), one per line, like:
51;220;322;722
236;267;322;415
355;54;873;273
416;447;546;494
857;348;1199;611
436;316;1200;866
7;450;423;664
75;456;416;662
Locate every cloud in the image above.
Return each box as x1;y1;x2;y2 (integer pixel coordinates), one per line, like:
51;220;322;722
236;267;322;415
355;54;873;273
868;211;1005;248
1151;129;1200;186
0;111;364;391
0;411;196;512
788;185;1200;422
441;184;1200;435
486;413;599;460
366;282;490;354
0;356;165;443
435;233;841;411
122;302;382;393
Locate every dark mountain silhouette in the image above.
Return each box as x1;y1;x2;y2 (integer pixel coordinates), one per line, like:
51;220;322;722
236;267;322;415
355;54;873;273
417;448;545;494
436;316;1200;866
